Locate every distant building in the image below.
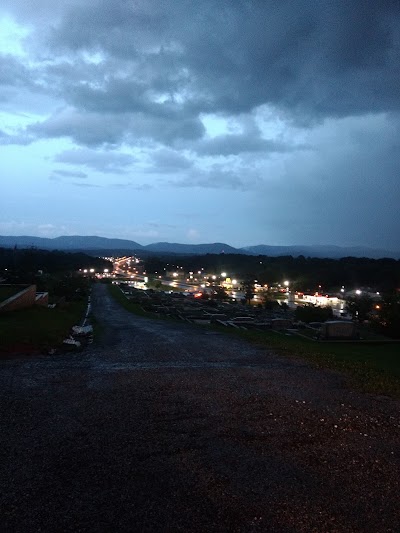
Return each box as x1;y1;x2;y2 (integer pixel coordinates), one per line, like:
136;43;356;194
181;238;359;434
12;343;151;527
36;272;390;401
295;293;341;307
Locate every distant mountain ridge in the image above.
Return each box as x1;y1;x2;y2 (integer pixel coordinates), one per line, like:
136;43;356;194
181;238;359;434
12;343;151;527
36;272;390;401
0;235;399;259
144;242;238;254
0;235;142;251
241;244;400;259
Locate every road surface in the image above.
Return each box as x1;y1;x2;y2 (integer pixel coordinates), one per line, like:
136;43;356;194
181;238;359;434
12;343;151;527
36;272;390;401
1;284;399;532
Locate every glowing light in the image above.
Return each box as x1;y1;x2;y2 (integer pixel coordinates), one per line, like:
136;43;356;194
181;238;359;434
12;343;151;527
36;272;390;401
221;272;227;277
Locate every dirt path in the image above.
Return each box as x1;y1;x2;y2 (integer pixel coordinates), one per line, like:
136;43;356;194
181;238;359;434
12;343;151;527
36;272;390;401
1;284;399;532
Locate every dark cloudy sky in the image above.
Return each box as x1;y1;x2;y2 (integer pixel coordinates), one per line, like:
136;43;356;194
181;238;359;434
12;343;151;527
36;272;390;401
1;0;399;248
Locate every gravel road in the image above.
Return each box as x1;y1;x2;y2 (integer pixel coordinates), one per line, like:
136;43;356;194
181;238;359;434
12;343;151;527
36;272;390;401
1;283;399;532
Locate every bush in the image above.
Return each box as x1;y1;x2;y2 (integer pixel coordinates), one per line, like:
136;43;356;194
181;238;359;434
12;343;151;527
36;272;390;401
295;304;333;323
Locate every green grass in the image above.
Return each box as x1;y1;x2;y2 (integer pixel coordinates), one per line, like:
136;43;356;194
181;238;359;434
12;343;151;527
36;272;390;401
108;285;154;317
0;300;87;353
230;328;400;398
108;285;187;323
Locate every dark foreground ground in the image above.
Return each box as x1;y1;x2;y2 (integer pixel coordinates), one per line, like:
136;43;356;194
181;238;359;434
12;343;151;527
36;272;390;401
1;284;399;532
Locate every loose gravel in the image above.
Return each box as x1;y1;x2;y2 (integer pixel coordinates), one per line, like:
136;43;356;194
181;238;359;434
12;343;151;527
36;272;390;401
0;284;399;532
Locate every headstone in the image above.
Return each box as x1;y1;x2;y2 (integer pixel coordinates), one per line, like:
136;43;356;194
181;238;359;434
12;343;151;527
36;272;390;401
320;321;357;340
271;318;292;330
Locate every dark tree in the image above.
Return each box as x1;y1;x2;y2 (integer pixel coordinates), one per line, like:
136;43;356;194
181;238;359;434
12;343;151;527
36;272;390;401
212;287;228;301
295;304;333;323
280;301;289;313
371;291;400;338
241;279;255;304
345;295;374;322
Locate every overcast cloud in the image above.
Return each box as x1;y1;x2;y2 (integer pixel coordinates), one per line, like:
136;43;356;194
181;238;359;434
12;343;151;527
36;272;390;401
0;0;399;248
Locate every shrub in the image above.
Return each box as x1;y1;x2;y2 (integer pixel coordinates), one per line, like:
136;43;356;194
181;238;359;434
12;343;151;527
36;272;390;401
295;304;333;323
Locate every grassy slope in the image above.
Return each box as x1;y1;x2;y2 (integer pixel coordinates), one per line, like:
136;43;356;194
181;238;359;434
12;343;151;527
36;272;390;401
0;301;86;353
108;284;151;317
233;329;400;397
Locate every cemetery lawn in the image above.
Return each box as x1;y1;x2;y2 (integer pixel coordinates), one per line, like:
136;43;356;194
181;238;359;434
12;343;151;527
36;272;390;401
0;301;87;354
234;329;400;398
108;284;151;317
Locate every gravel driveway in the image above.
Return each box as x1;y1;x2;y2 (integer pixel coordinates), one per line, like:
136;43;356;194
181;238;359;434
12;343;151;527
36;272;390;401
1;283;399;532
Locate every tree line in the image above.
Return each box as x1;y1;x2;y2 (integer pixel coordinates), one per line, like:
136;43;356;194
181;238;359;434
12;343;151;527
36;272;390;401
0;247;111;277
144;253;400;292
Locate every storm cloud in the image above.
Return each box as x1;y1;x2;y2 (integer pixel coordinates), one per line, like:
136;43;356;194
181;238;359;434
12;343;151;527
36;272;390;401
45;0;400;118
3;0;399;141
54;148;136;173
0;0;399;247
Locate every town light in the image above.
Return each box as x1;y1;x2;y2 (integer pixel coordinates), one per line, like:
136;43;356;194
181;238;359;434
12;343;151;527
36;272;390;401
284;280;289;287
221;272;227;277
356;289;362;295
